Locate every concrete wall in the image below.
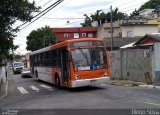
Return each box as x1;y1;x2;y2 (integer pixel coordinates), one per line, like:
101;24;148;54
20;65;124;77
0;66;6;83
154;42;160;83
121;49;152;82
108;51;121;79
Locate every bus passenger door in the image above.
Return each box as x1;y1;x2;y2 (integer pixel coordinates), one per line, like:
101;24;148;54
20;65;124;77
61;49;70;85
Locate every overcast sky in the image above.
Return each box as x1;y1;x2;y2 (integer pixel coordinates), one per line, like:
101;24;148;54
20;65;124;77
14;0;149;54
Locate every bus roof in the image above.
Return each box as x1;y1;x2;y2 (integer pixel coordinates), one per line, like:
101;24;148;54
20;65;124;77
30;38;103;55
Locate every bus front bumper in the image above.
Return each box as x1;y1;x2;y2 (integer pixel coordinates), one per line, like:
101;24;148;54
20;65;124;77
71;77;110;88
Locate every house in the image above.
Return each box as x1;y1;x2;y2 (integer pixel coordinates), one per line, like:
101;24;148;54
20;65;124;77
51;27;97;42
121;24;158;38
139;9;155;18
137;8;160;32
97;21;121;39
111;33;160;84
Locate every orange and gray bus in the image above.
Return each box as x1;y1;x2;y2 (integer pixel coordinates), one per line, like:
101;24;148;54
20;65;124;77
29;38;110;88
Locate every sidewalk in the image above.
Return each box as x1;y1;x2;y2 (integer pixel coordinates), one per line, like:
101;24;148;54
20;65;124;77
110;79;160;89
0;79;8;100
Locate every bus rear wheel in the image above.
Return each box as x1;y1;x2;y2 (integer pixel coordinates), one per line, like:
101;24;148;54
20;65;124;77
55;76;61;88
35;71;39;82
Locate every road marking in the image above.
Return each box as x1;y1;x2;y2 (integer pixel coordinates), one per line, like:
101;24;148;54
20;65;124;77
100;84;106;86
39;84;53;91
155;86;160;89
17;87;29;94
139;85;155;88
29;85;40;92
136;101;160;107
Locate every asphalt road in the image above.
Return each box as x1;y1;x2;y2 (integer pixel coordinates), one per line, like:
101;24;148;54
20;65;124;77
0;71;160;114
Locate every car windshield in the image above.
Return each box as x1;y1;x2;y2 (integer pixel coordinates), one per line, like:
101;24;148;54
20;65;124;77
14;62;23;67
71;48;107;71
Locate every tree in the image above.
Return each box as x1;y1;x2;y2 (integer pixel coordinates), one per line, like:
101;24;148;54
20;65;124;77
130;9;139;18
130;0;160;18
0;0;39;55
81;8;126;27
139;0;160;11
26;26;56;51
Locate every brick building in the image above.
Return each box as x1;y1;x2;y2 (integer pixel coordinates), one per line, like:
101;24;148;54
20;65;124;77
51;27;97;42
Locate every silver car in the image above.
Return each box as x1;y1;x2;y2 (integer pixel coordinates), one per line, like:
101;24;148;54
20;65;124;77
21;68;31;78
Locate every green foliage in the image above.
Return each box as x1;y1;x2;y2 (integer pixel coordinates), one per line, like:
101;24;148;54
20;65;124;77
0;0;39;55
81;8;126;27
139;0;160;11
26;26;56;51
130;0;160;18
130;9;139;18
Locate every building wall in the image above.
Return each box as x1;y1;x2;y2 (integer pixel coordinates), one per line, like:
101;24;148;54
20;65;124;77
147;19;160;32
97;21;121;39
154;42;160;83
108;51;121;79
121;25;158;38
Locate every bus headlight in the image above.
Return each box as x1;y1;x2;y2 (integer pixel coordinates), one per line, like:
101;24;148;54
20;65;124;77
75;75;81;80
104;72;107;77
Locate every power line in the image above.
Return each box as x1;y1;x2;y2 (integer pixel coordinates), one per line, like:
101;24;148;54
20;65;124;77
18;0;64;31
17;0;64;29
41;0;53;8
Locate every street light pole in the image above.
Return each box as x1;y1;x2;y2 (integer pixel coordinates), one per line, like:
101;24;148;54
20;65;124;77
110;5;113;51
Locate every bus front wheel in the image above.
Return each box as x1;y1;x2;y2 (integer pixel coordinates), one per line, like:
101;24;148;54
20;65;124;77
55;75;61;88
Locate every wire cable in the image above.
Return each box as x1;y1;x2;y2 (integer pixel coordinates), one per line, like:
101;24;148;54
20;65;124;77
17;0;64;29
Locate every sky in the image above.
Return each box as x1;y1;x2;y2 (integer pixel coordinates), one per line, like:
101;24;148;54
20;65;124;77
14;0;149;55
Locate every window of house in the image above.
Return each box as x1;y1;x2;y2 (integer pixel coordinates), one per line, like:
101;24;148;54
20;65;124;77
82;33;86;37
127;31;133;37
64;33;69;37
88;33;93;37
74;33;79;38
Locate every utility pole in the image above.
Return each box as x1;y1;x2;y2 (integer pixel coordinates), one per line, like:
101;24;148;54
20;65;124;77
110;5;113;51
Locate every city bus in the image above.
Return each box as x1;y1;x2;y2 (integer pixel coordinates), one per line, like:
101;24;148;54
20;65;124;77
29;38;110;88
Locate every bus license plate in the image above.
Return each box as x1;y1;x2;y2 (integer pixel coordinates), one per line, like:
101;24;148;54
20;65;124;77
90;80;96;83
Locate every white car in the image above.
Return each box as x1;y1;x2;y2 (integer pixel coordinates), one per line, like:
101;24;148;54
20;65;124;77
12;62;24;74
21;68;31;78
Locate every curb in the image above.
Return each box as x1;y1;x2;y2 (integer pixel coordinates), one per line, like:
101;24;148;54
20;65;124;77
139;85;160;89
0;79;8;101
111;82;160;89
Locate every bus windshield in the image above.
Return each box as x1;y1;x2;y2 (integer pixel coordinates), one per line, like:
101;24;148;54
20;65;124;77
71;48;107;71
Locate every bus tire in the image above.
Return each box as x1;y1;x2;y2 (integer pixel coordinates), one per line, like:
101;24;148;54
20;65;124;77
55;75;61;88
35;71;39;82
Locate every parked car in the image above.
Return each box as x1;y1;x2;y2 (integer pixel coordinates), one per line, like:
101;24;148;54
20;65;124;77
12;62;24;74
21;68;31;78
